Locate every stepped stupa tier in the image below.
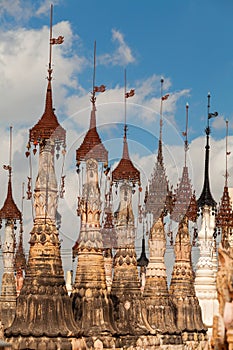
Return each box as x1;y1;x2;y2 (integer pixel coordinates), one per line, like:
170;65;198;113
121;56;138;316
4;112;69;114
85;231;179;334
143;216;178;334
169;216;207;346
194;93;219;341
0;147;21;328
169;104;207;348
71;56;116;347
142;79;176;331
5;12;82;347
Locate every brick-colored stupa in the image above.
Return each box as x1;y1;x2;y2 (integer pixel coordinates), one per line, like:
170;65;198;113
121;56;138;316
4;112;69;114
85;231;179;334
0;162;21;328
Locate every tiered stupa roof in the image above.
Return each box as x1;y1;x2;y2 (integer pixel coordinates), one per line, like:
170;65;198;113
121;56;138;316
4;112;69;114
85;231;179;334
0;168;21;222
112;126;140;184
29;79;66;144
76;97;108;164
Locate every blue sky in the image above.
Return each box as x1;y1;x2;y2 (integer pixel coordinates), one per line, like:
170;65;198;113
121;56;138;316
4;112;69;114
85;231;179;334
0;0;232;273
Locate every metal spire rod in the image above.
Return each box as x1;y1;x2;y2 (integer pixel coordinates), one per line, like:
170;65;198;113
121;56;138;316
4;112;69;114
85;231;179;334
9;125;12;170
124;68;127;137
48;4;53;80
159;77;164;143
225;120;229;186
184;103;189;167
92;40;96;97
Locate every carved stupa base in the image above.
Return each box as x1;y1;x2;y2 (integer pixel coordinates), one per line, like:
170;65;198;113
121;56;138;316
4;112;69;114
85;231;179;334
5;335;86;350
5;224;80;348
111;250;150;336
72;250;116;336
170;263;206;332
0;272;17;328
143;275;177;333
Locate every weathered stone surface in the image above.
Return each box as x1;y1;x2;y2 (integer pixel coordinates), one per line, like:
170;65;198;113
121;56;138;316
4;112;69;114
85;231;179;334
143;217;178;335
170;216;207;349
72;157;116;338
111;181;151;336
5;82;80;347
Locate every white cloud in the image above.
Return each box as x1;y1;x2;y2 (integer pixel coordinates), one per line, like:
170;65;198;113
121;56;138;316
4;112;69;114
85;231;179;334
0;21;86;128
36;0;60;16
0;0;59;26
99;29;135;66
212;114;226;130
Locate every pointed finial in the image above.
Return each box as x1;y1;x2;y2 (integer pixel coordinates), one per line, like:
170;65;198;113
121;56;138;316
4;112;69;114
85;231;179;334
159;77;164;143
225;120;230;186
48;4;64;81
90;41;106;110
91;40;97;107
48;4;53;81
3;126;13;179
184;103;189;166
124;69;135;140
206;92;218;135
124;69;127;135
158;77;169;165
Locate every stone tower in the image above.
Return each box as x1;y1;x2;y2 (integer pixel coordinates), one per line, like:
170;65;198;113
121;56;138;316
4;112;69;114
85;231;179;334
5;12;81;348
0;133;21;328
72;68;116;348
194;93;219;340
110;106;152;345
143;78;178;339
170;216;207;346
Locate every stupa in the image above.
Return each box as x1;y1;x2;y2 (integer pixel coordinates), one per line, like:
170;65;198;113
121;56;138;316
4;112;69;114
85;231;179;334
194;93;219;340
0;127;21;328
5;7;81;349
71;43;116;349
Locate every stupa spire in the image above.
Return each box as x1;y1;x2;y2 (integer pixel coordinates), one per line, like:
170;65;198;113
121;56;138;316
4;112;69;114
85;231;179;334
215;120;233;249
0;127;21;223
171;103;197;223
197;92;217;208
194;93;219;341
145;77;172;220
0;126;21;329
72;42;116;346
76;42;107;167
110;75;151;338
112;70;140;184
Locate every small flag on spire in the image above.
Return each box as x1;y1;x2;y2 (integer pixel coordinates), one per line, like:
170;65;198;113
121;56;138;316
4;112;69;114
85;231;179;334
162;94;169;101
182;131;187;137
3;165;11;171
94;85;106;93
208;112;218;119
125;89;135;98
227;151;231;155
50;35;64;45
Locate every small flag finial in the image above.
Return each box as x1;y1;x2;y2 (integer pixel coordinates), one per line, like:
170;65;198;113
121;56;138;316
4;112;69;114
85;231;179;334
91;41;106;106
48;4;64;81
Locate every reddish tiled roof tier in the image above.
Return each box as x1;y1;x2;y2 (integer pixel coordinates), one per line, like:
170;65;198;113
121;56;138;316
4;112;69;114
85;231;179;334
29;80;66;143
0;178;21;221
112;134;140;184
76;109;108;163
